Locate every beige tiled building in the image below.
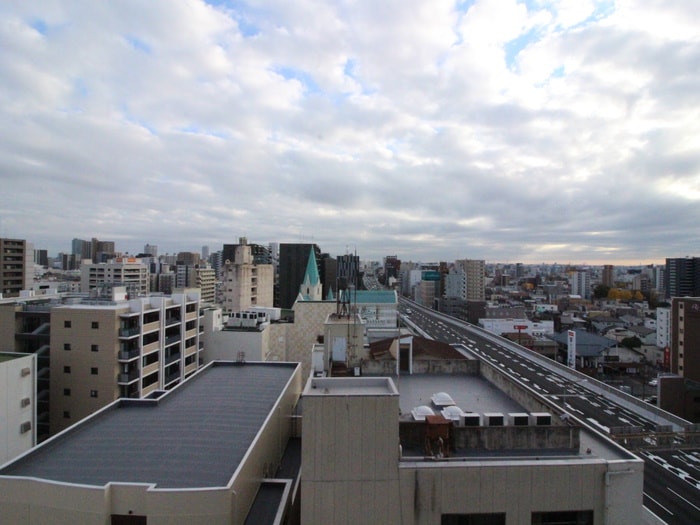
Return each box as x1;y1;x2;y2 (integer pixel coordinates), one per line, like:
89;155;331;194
49;288;203;434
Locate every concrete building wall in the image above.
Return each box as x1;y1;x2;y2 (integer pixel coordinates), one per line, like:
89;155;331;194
301;378;401;525
396;459;642;525
49;307;123;434
0;353;36;465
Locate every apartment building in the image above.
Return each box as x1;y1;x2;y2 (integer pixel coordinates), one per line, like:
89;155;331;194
0;352;36;465
456;259;486;301
81;258;149;296
49;288;203;434
221;241;274;312
0;238;32;298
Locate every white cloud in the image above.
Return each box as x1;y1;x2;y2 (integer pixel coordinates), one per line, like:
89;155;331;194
0;0;698;264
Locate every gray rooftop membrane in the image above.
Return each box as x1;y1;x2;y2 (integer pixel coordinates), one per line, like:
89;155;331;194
0;362;297;488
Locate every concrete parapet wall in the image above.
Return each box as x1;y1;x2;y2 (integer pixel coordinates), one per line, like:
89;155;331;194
400;421;579;453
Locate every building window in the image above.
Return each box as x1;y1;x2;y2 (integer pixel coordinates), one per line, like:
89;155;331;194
63;411;70;419
63;388;71;396
64;366;71;373
91;367;98;375
64;343;71;351
442;514;506;525
64;320;72;328
90;390;98;398
531;511;593;525
91;344;99;352
92;321;99;329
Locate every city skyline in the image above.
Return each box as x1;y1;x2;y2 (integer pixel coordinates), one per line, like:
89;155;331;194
1;1;698;265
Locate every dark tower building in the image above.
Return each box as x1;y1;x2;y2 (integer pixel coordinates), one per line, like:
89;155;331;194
278;243;322;309
665;257;700;299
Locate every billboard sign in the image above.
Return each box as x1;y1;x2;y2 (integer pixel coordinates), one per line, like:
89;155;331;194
567;330;576;368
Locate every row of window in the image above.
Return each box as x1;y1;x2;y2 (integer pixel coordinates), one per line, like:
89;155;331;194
64;343;100;351
64;320;100;329
63;366;99;375
63;388;98;398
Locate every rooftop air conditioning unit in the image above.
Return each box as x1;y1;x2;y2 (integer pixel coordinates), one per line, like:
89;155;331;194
530;412;552;426
462;413;482;427
509;413;529;426
483;412;504;426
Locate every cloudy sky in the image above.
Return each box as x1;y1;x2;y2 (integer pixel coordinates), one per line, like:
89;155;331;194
1;0;699;264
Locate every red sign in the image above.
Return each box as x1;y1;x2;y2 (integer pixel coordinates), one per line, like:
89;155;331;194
664;347;670;368
514;325;527;330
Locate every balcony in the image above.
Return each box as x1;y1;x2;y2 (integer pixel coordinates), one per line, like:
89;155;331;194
119;326;140;338
165;352;181;366
165;316;181;327
164;334;181;346
118;348;140;361
118;370;140;384
164;371;180;386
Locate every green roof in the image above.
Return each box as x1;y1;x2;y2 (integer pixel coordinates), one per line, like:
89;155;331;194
303;247;320;286
354;290;397;304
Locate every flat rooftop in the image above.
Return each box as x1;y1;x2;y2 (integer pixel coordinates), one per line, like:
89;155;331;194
395;373;525;415
305;376;399;396
0;362;298;488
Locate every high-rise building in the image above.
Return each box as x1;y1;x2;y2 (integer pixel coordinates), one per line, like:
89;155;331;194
143;244;158;258
456;259;486;301
670;297;700;383
201;245;209;261
665;257;700;299
570;270;591;299
278;243;321;309
602;264;614;288
221;240;274;312
0;238;31;298
337;254;360;288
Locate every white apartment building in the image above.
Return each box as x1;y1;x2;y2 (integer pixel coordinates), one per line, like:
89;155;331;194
570;270;591;300
444;267;466;299
656;306;671;349
80;257;149;296
0;352;36;465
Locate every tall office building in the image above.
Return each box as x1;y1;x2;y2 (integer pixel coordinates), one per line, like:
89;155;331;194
337;254;360;288
1;238;32;298
201;245;209;261
665;257;700;299
223;239;272;266
278;243;321;309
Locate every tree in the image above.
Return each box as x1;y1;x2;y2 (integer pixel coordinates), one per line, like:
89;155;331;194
620;336;642;349
593;284;610;299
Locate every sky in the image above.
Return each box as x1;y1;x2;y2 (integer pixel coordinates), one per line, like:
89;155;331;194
1;0;699;265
